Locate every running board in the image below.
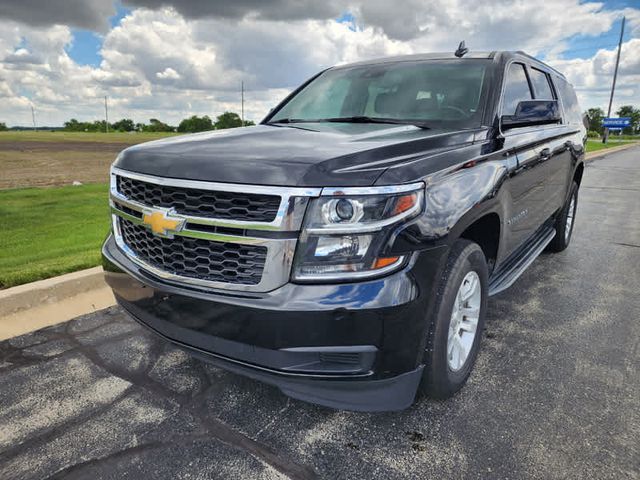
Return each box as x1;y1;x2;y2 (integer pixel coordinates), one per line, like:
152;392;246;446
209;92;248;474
488;226;556;296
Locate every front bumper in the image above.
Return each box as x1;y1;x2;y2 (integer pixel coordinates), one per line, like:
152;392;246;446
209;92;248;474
102;234;447;411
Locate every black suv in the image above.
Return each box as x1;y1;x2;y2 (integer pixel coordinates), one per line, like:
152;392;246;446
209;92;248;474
103;50;585;411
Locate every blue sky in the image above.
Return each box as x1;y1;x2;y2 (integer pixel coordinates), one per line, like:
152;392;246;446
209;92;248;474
336;12;357;32
65;4;131;67
562;16;634;60
543;0;636;60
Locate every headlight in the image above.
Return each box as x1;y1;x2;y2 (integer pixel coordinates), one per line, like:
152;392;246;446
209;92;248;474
292;183;424;281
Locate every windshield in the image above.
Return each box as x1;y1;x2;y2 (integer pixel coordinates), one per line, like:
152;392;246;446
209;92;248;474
268;60;489;128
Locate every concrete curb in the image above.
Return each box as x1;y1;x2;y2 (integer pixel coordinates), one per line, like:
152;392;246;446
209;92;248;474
0;267;110;318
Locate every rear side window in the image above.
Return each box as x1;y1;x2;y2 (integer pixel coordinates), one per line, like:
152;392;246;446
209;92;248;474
555;78;582;125
529;68;554;100
502;63;532;115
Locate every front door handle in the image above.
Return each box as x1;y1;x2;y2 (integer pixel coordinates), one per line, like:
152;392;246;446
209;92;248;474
540;147;551;161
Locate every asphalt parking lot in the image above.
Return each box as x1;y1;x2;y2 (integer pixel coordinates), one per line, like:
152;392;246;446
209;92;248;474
1;147;639;480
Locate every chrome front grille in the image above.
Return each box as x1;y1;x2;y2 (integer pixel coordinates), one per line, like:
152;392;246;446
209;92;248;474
116;175;280;222
119;217;267;285
109;167;321;292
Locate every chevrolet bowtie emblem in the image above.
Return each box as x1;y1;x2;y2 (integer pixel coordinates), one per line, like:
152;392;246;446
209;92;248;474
142;208;185;237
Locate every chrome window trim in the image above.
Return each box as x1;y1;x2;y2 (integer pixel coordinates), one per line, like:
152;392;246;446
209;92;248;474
111;166;321;232
112;216;298;293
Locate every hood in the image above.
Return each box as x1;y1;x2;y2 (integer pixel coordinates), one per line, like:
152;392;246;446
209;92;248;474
114;123;477;187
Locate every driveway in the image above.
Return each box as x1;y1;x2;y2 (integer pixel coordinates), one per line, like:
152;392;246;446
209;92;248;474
1;147;639;480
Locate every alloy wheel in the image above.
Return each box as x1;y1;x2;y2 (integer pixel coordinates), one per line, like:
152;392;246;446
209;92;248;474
447;271;481;371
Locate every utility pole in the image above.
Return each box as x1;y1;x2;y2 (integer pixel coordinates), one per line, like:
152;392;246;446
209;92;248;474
30;105;37;132
603;16;625;144
241;81;244;126
104;95;109;133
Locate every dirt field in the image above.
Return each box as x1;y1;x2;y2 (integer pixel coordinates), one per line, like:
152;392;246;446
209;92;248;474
0;132;175;189
0;142;122;189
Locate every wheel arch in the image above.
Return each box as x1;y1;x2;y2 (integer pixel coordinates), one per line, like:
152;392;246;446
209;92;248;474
573;161;584;187
458;212;501;272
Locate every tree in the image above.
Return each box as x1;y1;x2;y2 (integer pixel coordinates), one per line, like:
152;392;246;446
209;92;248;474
91;120;108;132
112;118;135;132
586;107;604;134
144;118;174;132
615;105;640;135
178;115;214;133
62;118;107;132
0;122;7;131
63;118;83;131
214;111;244;129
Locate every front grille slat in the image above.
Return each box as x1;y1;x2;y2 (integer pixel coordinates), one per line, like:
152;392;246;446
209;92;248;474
119;218;267;285
117;175;281;222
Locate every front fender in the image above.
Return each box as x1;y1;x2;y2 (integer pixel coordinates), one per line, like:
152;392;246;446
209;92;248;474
411;160;509;244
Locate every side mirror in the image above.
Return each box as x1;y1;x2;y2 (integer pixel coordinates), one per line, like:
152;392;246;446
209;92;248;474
501;100;561;130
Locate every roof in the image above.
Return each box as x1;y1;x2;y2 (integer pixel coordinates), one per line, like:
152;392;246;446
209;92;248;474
333;51;495;69
332;50;566;79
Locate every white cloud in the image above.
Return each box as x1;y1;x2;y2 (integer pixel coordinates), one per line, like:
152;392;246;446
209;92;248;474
156;67;181;80
548;38;640;113
0;1;638;126
3;48;43;65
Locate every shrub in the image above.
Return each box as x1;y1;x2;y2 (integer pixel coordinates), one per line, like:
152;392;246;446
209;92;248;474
587;130;600;139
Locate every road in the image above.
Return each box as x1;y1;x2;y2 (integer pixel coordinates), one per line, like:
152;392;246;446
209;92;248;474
1;147;639;480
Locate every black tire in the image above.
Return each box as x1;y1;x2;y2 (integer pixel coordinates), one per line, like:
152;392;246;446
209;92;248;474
547;181;578;253
419;239;489;399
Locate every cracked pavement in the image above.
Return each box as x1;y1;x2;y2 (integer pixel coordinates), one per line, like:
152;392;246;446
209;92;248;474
1;147;639;479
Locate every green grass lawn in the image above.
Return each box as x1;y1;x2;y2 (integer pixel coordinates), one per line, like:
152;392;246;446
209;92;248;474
0;131;177;143
586;139;638;152
0;184;110;288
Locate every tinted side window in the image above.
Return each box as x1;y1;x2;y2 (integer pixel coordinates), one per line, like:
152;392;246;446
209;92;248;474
529;68;554;99
502;63;533;115
555;77;582;124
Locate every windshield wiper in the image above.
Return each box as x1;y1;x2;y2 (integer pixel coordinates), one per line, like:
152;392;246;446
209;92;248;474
267;118;316;124
322;116;431;129
268;116;431;129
